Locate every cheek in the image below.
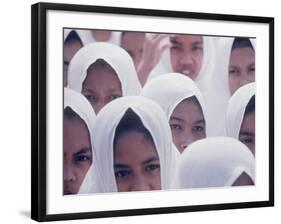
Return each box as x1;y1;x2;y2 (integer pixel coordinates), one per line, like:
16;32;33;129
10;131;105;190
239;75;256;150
171;131;182;148
151;172;161;190
170;50;179;69
115;179;130;192
194;53;203;69
228;76;240;94
194;131;206;140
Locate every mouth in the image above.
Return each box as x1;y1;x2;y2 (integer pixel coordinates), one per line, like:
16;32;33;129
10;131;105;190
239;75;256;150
64;189;75;195
180;69;193;77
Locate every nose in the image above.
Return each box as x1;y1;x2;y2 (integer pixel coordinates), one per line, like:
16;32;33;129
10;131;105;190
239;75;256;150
92;101;106;114
179;51;193;66
180;136;195;153
238;75;252;88
64;163;76;182
129;175;151;191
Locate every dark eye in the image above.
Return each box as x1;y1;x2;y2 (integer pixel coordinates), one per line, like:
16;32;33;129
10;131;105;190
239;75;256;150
229;68;239;76
240;137;254;145
75;155;91;162
109;95;121;101
170;44;181;52
192;45;203;52
192;125;204;132
248;66;255;74
115;170;130;178
170;124;182;130
85;95;96;102
145;164;160;172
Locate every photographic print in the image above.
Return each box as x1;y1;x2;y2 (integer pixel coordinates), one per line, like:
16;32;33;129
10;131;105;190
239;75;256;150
31;2;274;222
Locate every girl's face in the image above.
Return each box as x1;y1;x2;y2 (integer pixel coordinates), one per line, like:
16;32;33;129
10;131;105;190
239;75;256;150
82;65;122;113
114;131;161;192
169;99;206;153
228;47;255;95
170;35;203;80
63;117;92;195
239;112;255;155
121;32;145;69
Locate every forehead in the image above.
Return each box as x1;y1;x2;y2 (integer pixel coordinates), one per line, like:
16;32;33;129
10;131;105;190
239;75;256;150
64;117;90;150
170;34;203;44
84;64;121;88
114;131;157;160
122;32;145;40
171;98;203;120
230;47;255;62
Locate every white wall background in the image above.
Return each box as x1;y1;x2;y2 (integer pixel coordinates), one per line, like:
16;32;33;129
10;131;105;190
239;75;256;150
0;0;279;223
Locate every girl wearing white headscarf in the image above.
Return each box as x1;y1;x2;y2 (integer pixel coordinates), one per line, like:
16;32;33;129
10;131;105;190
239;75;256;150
148;35;217;91
68;42;141;113
63;88;97;195
226;83;255;155
81;96;179;193
173;137;255;189
214;37;256;98
141;73;209;152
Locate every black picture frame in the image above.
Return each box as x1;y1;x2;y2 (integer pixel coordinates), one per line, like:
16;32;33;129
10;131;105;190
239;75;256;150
31;2;274;222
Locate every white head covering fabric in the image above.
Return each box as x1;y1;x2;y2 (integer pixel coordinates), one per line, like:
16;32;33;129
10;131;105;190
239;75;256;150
64;88;98;193
173;137;255;189
225;83;255;139
67;42;141;95
82;96;179;193
141;73;210;136
148;35;217;90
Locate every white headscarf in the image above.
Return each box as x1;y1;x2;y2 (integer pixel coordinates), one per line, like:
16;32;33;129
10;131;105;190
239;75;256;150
148;35;217;90
173;137;255;189
83;96;179;193
225;83;255;139
67;42;141;95
141;73;210;136
64;88;98;193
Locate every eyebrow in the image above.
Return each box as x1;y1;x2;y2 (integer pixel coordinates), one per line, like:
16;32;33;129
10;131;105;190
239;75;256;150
191;41;203;47
142;156;159;165
170;37;181;45
74;147;92;156
114;163;130;169
108;88;122;93
170;116;183;122
193;119;205;125
247;63;255;68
